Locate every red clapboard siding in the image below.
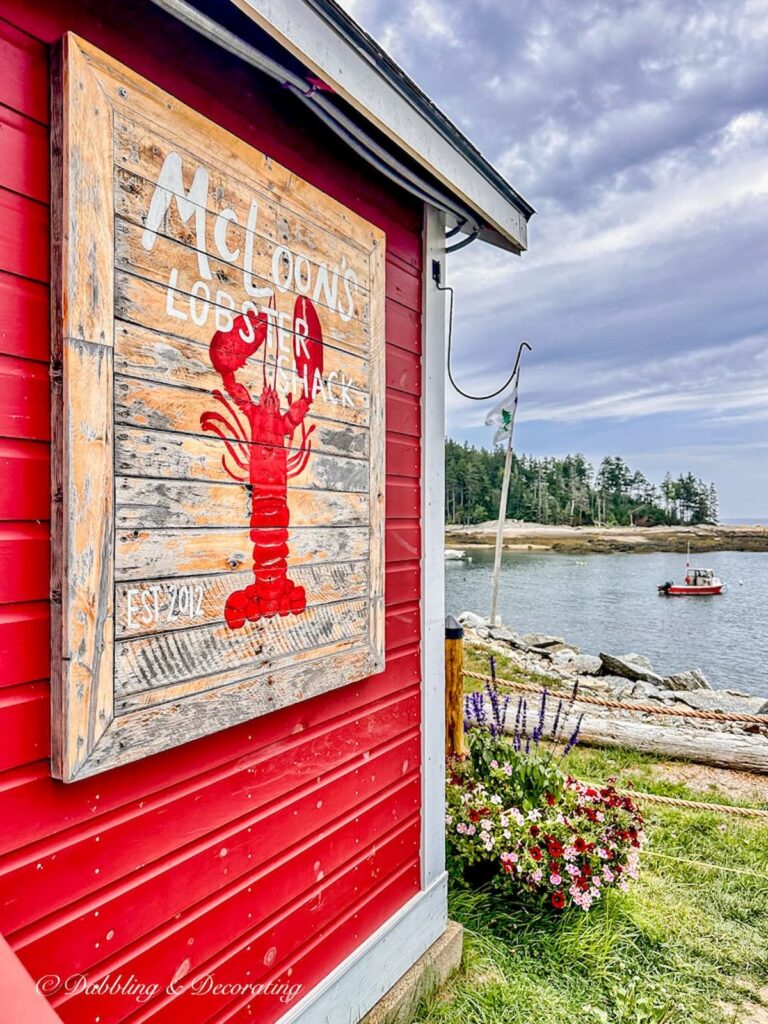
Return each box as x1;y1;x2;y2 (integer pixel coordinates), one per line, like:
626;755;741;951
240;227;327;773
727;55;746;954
0;523;49;604
387;346;421;395
0;648;421;858
0;104;49;202
0;19;49;123
129;832;421;1024
0;691;420;934
387;477;420;519
385;563;420;607
0;189;49;282
0;682;49;772
386;521;421;563
0;272;50;362
0;0;427;1018
13;738;420;979
0;603;49;688
224;861;421;1024
0;440;49;519
0;355;50;441
387;436;420;478
387;389;421;437
386;298;421;353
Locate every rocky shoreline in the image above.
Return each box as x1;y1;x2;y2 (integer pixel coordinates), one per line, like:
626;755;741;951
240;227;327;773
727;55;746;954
458;611;768;772
446;522;768;555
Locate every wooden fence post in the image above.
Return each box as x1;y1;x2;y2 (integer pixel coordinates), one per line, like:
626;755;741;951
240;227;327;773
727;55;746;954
445;615;465;756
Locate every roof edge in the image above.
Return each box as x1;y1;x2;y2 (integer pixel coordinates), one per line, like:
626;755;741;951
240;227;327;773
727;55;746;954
227;0;534;251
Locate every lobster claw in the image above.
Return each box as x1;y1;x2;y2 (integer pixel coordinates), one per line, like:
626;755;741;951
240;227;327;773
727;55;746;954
292;296;324;406
209;310;268;377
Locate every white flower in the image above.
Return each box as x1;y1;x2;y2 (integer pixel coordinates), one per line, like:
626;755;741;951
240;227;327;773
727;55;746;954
490;795;503;805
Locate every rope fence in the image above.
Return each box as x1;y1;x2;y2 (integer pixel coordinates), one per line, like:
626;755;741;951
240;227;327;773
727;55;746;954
585;783;768;819
464;669;768;726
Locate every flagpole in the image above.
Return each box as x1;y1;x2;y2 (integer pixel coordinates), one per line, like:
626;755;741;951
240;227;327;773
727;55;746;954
490;425;514;626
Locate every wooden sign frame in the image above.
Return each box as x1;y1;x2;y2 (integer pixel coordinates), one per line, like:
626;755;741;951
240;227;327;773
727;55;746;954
51;34;385;782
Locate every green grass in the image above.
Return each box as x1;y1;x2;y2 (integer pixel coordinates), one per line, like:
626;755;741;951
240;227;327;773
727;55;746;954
411;647;768;1024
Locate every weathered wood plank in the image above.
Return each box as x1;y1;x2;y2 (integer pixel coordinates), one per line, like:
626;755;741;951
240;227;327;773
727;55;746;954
115;560;369;638
115;216;369;346
115;525;370;581
114;374;372;454
81;646;378;778
114;164;371;308
367;239;386;674
50;35;116;782
114;376;370;459
114;273;373;406
116;636;364;712
49;35;387;780
115;477;369;530
114;311;369;413
115;425;370;491
111;110;376;276
115;597;368;695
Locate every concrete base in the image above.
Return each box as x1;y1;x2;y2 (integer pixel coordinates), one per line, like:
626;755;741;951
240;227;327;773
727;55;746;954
360;920;463;1024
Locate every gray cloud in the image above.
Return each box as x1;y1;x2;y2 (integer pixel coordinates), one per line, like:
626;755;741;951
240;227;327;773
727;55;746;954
340;0;768;516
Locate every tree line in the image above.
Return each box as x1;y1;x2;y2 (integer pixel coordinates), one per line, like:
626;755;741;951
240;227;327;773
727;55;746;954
445;441;719;527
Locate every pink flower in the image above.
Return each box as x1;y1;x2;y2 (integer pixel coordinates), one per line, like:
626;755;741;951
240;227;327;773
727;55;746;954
550;873;562;886
530;868;543;884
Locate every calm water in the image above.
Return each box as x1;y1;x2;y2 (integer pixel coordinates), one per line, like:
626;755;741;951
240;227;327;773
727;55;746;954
446;549;768;697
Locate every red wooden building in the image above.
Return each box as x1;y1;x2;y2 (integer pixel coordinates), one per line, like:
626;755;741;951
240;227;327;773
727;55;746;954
0;1;532;1020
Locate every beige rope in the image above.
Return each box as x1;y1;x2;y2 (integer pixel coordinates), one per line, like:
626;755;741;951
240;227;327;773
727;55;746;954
601;785;768;819
643;849;768;878
464;669;768;726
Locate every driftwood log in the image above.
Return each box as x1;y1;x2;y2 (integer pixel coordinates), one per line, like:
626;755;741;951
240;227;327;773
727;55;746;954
500;703;768;774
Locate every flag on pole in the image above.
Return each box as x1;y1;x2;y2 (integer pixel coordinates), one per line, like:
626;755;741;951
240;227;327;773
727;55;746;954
485;372;519;446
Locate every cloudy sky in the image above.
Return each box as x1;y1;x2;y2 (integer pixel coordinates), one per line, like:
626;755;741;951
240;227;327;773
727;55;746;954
340;0;768;518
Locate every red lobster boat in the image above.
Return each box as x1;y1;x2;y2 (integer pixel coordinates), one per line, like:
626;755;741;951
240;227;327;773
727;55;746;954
658;550;724;596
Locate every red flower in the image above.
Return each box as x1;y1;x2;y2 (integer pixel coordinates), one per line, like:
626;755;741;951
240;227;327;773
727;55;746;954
547;839;564;859
545;792;556;806
574;837;587;853
551;890;565;910
529;846;543;861
469;809;481;823
530;824;541;838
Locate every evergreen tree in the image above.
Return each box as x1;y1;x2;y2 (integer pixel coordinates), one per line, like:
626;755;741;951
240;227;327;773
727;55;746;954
443;440;719;528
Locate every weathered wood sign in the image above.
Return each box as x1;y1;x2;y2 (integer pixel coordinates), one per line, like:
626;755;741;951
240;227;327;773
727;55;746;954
51;35;385;781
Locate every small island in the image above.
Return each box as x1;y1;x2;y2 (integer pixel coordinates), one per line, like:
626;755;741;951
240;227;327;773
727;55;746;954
445;521;768;554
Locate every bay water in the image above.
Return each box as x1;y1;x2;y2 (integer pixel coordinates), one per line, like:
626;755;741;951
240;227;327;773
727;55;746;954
446;548;768;697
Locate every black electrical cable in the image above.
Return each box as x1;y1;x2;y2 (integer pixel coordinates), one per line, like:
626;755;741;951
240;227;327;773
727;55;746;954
433;260;531;401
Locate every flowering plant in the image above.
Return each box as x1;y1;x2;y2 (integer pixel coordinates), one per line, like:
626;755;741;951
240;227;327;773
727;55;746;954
447;662;645;911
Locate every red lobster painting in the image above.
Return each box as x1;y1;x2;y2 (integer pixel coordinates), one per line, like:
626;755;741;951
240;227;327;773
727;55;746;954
200;297;324;629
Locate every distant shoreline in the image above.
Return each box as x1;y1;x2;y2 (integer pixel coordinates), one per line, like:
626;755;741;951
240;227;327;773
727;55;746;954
445;522;768;554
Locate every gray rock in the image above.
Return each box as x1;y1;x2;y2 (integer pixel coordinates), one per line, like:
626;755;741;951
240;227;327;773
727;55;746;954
488;625;516;643
550;651;602;675
475;627;490;639
664;669;712;692
599;652;665;685
458;611;487;630
623;653;654;672
520;633;565;649
570;654;603;676
758;700;768;716
670;689;764;715
631;680;667;700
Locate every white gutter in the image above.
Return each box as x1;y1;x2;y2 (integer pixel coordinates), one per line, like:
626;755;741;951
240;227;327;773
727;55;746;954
228;0;529;252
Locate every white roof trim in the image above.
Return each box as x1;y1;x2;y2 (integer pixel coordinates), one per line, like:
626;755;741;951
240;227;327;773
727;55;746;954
228;0;529;251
